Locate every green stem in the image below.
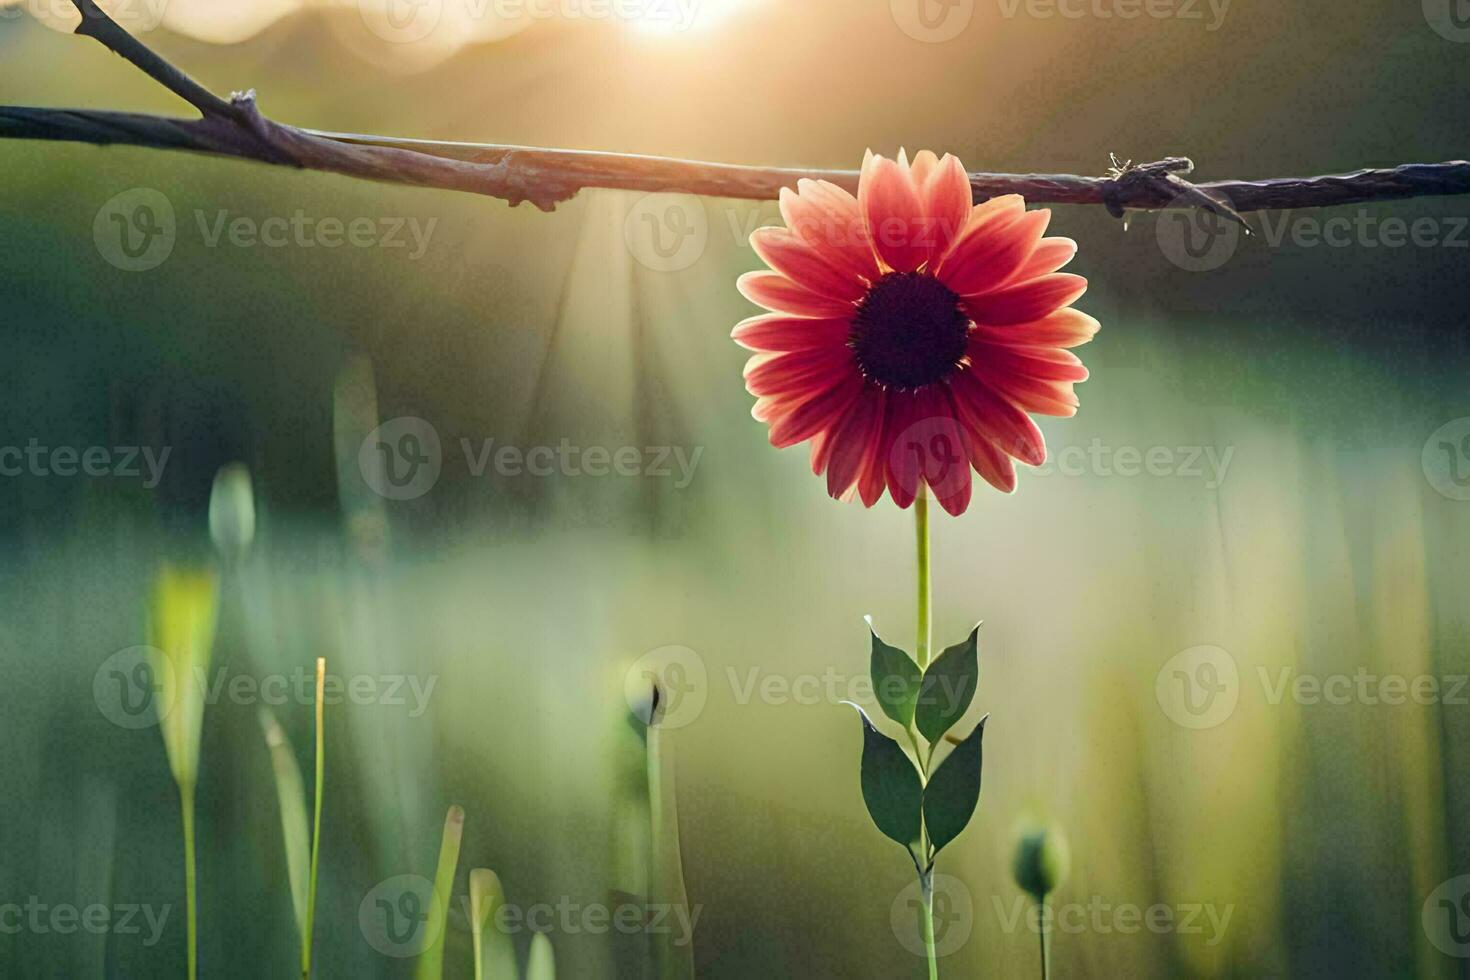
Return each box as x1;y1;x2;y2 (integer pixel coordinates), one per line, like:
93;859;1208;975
1037;897;1050;980
303;659;325;980
181;783;197;980
915;490;932;669
919;871;938;980
914;492;938;980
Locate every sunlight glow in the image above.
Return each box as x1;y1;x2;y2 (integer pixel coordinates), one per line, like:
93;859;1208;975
622;0;763;37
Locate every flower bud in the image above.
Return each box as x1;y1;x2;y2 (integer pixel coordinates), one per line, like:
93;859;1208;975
208;462;256;559
1012;821;1070;901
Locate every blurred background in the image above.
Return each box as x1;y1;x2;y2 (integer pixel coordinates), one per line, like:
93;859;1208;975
2;0;1469;975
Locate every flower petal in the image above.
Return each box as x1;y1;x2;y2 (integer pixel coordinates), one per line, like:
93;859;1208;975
781;180;881;281
881;391;922;508
936;208;1051;297
935;195;1027;274
743;347;853;397
767;373;864;448
922;153;975;268
971;343;1090;383
1011;236;1077;281
950;369;1047;466
750;228;867;301
913;385;972;515
860;150;928;274
960;421;1018;493
968;356;1082;416
824;386;884;500
732;314;853;352
963;273;1088;326
855;388;890;507
738;271;858;317
968;308;1099;349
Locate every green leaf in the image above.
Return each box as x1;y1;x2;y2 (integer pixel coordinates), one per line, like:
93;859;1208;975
923;715;988;854
526;932;556;980
469;869;517;980
257;710;310;944
869;624;921;729
414;805;464;980
915;626;979;744
845;704;923;850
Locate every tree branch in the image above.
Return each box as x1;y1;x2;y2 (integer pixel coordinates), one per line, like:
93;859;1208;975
3;2;1468;219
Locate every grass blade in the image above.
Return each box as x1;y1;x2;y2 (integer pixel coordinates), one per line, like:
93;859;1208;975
526;932;556;980
303;657;326;979
258;708;310;943
647;707;695;980
414;804;465;980
469;868;517;980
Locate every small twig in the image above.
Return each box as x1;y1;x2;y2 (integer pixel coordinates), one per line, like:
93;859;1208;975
70;0;234;119
2;2;1467;218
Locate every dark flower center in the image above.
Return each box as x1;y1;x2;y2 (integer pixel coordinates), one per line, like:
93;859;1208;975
848;271;971;390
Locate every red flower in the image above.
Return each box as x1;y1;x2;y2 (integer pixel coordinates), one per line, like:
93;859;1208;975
734;150;1098;516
